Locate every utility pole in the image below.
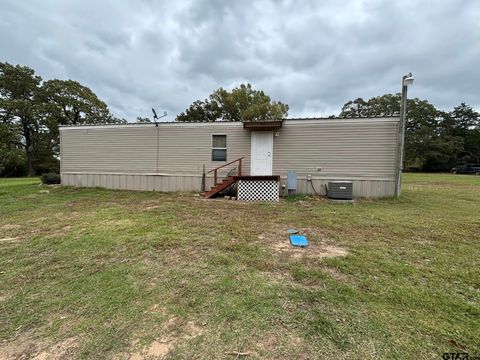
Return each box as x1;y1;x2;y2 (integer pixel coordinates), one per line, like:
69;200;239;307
395;73;414;197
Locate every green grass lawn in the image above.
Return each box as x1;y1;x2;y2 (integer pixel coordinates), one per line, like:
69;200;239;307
0;174;479;359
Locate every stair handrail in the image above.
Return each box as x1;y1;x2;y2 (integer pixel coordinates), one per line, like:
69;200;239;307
207;156;245;185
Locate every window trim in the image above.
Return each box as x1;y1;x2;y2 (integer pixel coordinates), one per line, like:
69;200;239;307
211;134;227;162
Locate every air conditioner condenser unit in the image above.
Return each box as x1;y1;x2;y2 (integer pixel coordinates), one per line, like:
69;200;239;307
328;181;353;200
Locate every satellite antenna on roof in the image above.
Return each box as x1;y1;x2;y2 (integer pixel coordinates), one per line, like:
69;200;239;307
152;108;167;127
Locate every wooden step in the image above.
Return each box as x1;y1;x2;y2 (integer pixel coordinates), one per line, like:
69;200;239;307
204;176;237;199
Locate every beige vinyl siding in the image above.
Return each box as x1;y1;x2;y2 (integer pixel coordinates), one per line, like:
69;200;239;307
155;124;250;175
273;118;399;180
60;123;251;177
61;127;157;173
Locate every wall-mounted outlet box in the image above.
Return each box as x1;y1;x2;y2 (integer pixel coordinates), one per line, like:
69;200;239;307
307;174;312;181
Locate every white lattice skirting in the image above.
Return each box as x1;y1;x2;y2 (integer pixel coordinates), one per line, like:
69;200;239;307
237;180;279;202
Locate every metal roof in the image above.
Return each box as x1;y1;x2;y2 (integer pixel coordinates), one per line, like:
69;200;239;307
59;115;399;128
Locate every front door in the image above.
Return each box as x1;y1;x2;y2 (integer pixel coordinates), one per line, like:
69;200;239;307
251;131;273;175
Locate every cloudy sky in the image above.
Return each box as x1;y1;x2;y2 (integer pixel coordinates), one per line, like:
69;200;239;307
1;0;479;121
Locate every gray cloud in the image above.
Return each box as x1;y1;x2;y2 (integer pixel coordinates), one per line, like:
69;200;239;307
1;0;479;121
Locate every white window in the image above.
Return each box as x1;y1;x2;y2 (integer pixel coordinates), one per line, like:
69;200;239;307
212;134;227;161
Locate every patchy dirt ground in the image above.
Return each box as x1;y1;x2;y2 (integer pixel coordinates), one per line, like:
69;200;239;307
1;224;22;231
116;315;204;360
269;240;348;259
258;226;349;259
0;331;78;360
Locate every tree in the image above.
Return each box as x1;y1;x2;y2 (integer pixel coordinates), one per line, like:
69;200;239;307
0;62;44;176
338;93;472;171
42;79;123;154
463;129;480;163
339;98;370;118
0;122;21;175
403;98;443;169
340;94;402;118
0;62;124;176
42;79;117;126
448;104;480;163
177;100;219;122
451;103;479;133
136;117;152;123
366;94;401;117
176;83;289;122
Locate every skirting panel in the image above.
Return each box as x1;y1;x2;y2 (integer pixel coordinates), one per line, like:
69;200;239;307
237;180;279;202
279;178;395;198
61;173;212;192
61;173;394;198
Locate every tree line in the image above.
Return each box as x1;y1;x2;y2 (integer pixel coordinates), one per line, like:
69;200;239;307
1;62;479;176
339;95;480;171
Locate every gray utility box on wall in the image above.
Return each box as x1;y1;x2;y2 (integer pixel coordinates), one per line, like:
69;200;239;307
328;181;353;200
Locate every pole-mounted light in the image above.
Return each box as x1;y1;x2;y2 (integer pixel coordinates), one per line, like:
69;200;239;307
403;73;414;87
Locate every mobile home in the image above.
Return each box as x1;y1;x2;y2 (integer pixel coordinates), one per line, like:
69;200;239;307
60;117;400;199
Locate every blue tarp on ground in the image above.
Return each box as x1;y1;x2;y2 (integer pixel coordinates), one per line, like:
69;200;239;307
289;235;308;247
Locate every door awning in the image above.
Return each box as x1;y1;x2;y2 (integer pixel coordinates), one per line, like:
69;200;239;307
242;120;283;130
